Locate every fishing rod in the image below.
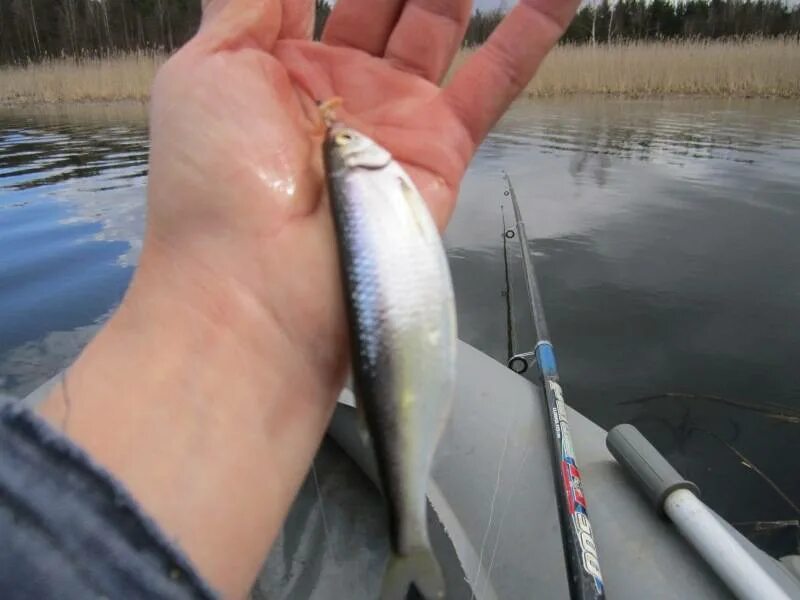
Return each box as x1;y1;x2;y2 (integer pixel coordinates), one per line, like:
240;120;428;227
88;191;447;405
501;173;606;600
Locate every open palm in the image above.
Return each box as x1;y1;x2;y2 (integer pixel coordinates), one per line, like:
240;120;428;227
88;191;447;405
141;0;580;387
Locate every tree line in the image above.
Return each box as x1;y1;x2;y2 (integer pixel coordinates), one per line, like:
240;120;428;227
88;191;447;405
464;0;800;46
570;0;800;44
2;0;799;65
1;0;201;63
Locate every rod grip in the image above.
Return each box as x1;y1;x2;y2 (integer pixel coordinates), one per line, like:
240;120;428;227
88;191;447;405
606;424;700;517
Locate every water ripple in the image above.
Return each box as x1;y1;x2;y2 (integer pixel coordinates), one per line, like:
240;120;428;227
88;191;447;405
493;98;800;167
0;115;148;394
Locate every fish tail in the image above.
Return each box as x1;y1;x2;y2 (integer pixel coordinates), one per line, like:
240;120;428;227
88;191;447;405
380;548;445;600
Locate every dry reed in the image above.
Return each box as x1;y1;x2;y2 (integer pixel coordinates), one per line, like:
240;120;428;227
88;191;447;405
458;37;800;98
0;51;164;105
1;38;798;105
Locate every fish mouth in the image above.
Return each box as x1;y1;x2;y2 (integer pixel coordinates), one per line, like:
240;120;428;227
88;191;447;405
317;96;343;127
326;123;349;141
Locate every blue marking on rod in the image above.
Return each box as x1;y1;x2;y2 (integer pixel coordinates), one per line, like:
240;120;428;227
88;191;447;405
535;342;558;378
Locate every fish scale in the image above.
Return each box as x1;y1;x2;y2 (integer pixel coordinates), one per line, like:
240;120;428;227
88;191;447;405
324;124;456;600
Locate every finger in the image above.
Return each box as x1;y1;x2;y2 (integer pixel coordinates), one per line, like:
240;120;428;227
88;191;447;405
322;0;405;56
280;0;315;40
443;0;580;144
384;0;472;83
198;0;279;50
200;0;227;23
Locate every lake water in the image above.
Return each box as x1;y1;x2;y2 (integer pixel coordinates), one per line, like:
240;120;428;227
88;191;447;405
1;98;799;558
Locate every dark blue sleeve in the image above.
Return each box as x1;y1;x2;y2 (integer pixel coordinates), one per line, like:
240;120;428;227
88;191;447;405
0;400;218;600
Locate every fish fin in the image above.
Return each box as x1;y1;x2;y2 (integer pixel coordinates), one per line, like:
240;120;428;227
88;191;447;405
398;176;432;239
380;549;445;600
356;400;371;447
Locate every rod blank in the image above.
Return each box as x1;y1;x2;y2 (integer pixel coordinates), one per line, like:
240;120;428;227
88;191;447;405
502;173;605;600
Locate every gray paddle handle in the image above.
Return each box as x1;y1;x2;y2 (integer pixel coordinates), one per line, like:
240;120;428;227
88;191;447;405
606;424;700;516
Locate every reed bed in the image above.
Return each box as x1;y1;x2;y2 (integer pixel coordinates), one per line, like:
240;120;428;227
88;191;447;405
1;38;799;105
0;51;164;105
454;37;800;98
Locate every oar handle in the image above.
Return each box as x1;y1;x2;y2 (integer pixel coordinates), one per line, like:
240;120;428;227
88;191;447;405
606;424;700;516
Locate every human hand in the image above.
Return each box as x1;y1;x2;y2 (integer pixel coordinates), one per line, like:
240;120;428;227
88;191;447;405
142;0;581;391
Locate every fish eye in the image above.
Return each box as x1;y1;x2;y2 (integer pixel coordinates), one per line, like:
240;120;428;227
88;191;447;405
335;132;354;146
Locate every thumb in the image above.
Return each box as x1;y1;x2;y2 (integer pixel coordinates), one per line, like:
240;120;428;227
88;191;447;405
197;0;281;51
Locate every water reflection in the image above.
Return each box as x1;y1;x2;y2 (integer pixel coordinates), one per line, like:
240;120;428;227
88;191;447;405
1;97;799;556
452;97;800;557
0;317;105;397
0;105;147;394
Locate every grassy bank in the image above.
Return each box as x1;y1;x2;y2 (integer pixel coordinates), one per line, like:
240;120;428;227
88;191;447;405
0;51;164;105
1;39;799;105
523;38;800;98
454;37;800;99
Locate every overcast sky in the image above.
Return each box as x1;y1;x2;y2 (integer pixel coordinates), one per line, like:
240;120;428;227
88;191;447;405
474;0;508;9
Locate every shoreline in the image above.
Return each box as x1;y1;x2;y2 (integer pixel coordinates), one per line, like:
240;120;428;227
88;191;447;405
1;98;149;109
2;39;798;106
2;91;799;111
0;99;150;126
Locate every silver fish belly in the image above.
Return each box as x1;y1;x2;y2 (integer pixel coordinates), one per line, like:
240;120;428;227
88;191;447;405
324;125;456;600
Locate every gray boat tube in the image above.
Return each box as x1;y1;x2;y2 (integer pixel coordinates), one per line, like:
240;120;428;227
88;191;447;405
608;424;793;600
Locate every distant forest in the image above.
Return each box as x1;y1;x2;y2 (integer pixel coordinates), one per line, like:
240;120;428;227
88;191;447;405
1;0;799;64
488;0;800;45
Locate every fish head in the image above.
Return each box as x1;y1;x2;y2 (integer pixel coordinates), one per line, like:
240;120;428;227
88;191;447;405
324;125;392;171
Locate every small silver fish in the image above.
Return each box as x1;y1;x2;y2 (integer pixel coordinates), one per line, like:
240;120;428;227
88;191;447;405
324;124;456;600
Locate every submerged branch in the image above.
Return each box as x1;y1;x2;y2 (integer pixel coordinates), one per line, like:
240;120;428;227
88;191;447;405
621;392;800;424
696;429;800;517
732;520;800;533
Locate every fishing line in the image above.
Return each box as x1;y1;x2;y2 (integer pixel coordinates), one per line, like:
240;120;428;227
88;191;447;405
482;442;531;600
470;405;515;600
696;428;800;515
622;392;800;424
311;459;334;560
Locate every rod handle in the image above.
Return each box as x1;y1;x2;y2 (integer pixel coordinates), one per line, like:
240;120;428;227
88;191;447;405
606;424;700;517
